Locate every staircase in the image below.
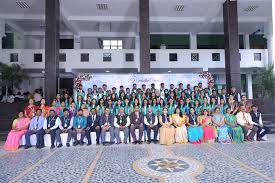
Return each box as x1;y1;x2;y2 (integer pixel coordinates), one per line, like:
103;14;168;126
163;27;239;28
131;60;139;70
262;114;275;134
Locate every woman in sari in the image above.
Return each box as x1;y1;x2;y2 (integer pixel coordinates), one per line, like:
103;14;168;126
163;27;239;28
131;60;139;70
224;108;244;143
171;107;188;144
198;109;216;143
212;107;231;143
159;108;175;145
24;98;36;118
4;111;30;151
187;108;203;144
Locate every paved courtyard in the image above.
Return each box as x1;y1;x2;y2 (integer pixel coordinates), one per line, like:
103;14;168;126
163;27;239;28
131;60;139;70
0;136;275;183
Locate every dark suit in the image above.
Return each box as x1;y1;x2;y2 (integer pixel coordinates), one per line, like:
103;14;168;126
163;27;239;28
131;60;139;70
100;114;115;143
130;112;144;142
250;111;270;139
86;115;101;144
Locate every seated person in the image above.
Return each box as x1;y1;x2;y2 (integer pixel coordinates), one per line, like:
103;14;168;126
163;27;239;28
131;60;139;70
100;108;115;145
144;108;159;144
24;109;45;149
114;108;130;144
85;108;101;145
71;109;87;146
56;108;74;147
130;106;144;144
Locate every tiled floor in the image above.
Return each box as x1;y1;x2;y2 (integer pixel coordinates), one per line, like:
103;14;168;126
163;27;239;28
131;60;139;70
0;135;275;183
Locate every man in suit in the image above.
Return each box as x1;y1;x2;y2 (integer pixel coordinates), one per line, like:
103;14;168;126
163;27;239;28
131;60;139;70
144;108;159;144
100;108;115;145
85;108;101;145
250;105;271;141
219;88;228;104
130;106;144;144
114;108;130;144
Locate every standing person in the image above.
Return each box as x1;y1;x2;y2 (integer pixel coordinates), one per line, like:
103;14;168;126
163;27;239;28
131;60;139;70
24;109;45;149
85;108;101;145
230;87;241;103
114;108;130;144
171;107;188;144
4;111;30;151
33;89;42;106
159;107;175;145
144;108;159;144
250;105;270;141
236;105;258;141
56;108;74;147
24;98;37;118
43;110;60;149
212;107;231;144
100;108;115;145
71;109;87;146
130;106;144;144
74;84;85;103
224;108;244;143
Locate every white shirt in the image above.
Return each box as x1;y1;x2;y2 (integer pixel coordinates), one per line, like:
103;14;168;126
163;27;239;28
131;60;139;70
236;112;257;126
43;116;61;130
58;117;74;130
144;114;158;126
114;115;130;128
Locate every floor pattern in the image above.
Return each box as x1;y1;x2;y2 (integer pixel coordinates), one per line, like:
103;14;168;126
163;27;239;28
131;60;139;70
0;140;275;183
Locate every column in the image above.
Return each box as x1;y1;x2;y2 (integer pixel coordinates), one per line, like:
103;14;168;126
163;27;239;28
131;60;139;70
45;0;60;103
0;19;5;64
135;35;140;72
223;0;241;94
264;21;273;66
246;74;253;99
74;35;81;49
244;34;250;49
139;0;150;74
273;0;275;72
190;33;197;49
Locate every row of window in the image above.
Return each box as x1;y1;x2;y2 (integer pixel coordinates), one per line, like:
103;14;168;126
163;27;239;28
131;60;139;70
9;52;262;63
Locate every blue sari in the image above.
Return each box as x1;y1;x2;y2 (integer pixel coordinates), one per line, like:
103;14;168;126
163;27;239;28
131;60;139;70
212;113;231;143
187;114;203;144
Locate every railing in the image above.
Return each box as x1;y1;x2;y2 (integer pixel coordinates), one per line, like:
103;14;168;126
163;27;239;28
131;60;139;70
0;49;267;70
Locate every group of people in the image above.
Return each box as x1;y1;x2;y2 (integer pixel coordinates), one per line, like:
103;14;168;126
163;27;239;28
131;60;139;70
3;82;271;151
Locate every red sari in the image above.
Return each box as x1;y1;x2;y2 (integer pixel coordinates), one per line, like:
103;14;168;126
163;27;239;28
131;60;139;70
24;105;37;118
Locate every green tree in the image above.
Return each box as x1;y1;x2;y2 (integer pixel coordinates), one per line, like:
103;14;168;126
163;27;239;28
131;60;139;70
0;63;28;97
253;65;275;99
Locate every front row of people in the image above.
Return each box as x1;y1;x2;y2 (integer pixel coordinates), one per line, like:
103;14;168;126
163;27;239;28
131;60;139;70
4;105;270;151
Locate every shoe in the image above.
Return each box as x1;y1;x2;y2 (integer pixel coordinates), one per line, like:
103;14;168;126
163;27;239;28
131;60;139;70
50;145;55;149
124;142;128;144
57;144;63;148
25;145;31;149
103;142;107;146
66;143;70;147
132;141;137;145
40;145;45;149
116;142;121;145
73;142;78;146
147;141;151;144
139;141;143;144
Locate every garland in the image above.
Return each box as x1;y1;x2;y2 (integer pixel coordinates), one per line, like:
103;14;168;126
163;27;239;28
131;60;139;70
74;73;92;90
199;71;214;84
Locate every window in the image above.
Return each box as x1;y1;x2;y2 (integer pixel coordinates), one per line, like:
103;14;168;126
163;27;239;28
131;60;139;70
212;53;220;61
34;53;42;62
103;53;112;62
59;53;66;62
125;53;134;62
150;53;156;62
169;53;178;62
254;53;262;61
103;40;123;49
191;53;199;61
81;53;89;62
10;53;18;62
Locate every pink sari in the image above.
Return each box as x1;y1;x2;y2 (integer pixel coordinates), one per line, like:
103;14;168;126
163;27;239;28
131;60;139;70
4;118;30;151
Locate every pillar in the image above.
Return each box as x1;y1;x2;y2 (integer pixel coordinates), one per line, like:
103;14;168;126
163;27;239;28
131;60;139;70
223;0;241;94
246;74;253;99
0;19;5;69
244;34;250;49
45;0;60;103
273;0;275;72
139;0;150;74
190;33;197;49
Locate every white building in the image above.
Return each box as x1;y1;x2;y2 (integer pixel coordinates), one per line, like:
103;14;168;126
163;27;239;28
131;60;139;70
0;0;274;99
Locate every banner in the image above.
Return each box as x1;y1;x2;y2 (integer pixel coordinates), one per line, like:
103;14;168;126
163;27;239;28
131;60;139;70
81;74;208;91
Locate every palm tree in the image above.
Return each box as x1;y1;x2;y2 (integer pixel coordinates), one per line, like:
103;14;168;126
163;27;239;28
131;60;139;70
253;65;275;99
0;63;28;98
